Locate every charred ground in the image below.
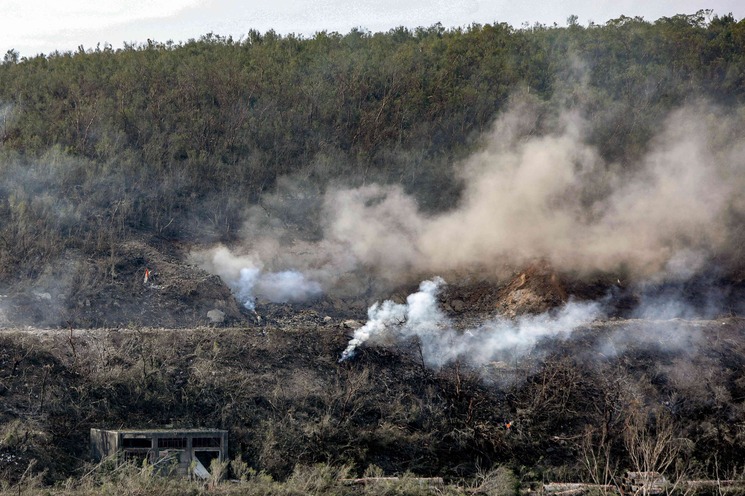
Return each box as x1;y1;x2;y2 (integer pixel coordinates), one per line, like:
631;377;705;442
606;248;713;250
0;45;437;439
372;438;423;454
1;260;745;487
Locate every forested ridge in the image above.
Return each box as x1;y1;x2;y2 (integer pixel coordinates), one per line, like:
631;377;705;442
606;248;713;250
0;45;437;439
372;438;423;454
0;11;744;282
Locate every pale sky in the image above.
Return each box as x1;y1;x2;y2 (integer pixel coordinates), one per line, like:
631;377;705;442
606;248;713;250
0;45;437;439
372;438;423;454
1;0;743;58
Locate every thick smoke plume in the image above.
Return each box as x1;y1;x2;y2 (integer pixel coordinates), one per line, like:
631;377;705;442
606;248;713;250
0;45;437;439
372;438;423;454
196;98;745;305
325;101;745;284
341;277;603;367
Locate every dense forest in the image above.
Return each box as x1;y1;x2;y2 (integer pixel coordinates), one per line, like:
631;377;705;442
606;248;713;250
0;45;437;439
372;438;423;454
1;10;744;285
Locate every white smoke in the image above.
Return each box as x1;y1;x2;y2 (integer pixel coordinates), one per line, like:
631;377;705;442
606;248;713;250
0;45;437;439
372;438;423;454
436;299;603;368
340;277;444;361
190;245;322;311
255;270;324;305
598;318;706;359
340;277;603;367
236;266;261;310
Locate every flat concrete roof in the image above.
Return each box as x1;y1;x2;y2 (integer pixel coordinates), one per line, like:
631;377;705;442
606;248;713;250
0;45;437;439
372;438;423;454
93;428;227;434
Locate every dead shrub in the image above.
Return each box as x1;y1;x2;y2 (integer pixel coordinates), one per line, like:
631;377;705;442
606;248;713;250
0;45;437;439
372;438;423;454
470;465;519;496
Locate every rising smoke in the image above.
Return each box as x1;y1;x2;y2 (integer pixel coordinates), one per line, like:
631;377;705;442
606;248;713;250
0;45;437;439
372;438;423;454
194;96;745;319
324;101;744;283
190;245;322;310
340;277;603;367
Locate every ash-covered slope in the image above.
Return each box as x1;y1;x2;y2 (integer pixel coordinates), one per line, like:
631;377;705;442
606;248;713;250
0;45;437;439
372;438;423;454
0;240;247;328
1;312;744;485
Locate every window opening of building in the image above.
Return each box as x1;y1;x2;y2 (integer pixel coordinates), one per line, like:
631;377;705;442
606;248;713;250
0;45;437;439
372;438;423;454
192;437;221;448
122;438;152;449
157;438;187;449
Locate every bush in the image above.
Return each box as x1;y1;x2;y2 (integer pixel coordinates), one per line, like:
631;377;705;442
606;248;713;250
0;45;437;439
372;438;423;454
470;466;519;496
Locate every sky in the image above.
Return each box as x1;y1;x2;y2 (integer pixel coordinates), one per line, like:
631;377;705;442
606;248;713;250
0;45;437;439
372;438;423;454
1;0;743;58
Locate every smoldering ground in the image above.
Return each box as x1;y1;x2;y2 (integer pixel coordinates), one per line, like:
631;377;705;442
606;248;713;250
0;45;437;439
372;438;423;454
191;95;745;373
338;275;724;378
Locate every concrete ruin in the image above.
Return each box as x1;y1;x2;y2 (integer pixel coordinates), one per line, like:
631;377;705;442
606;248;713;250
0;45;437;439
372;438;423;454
90;428;228;478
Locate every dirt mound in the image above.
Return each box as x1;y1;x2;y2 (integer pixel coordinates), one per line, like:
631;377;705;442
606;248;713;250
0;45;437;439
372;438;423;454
437;262;571;320
494;262;569;317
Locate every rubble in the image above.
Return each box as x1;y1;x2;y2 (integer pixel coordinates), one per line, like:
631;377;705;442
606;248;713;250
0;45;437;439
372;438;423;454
207;309;226;324
342;319;362;330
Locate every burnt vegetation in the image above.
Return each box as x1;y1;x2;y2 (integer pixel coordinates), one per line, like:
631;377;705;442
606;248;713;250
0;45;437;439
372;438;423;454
0;319;744;492
1;9;745;494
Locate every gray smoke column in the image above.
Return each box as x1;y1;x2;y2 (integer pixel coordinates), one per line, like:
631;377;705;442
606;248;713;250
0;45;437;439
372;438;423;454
191;245;322;310
340;277;602;367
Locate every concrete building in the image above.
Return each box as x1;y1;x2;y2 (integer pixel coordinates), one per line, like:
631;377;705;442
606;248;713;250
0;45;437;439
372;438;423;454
90;428;228;478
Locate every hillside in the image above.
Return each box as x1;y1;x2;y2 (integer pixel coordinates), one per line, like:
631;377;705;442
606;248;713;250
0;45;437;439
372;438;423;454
1;301;744;489
1;12;745;308
1;11;745;493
